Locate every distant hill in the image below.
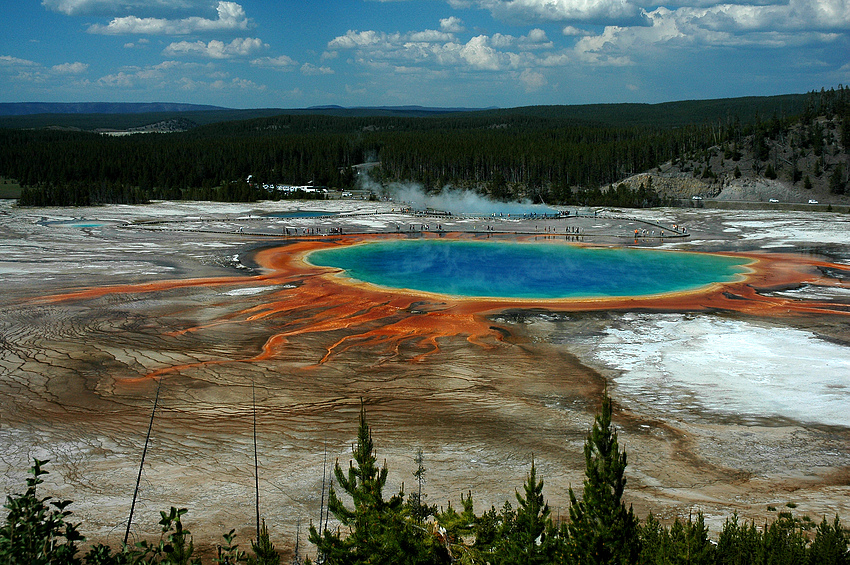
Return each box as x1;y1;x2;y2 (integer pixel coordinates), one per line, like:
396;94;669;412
0;104;496;131
0;95;811;133
475;94;810;128
309;104;500;115
0;102;229;116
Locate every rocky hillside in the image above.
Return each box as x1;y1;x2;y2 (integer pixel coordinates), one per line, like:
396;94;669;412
617;100;849;205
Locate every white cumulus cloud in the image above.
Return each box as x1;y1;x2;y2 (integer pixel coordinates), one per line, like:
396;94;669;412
408;29;455;42
0;55;40;67
0;55;48;83
95;59;264;93
328;30;390;49
43;0;209;17
251;54;298;69
491;28;553;49
52;61;89;73
459;35;503;69
300;63;334;75
570;0;849;65
210;77;264;90
473;0;648;25
440;16;466;32
526;28;549;42
562;25;592;35
88;1;249;34
164;37;265;58
519;68;547;90
326;25;544;73
684;0;850;32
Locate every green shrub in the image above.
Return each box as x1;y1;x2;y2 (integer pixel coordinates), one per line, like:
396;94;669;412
0;458;84;565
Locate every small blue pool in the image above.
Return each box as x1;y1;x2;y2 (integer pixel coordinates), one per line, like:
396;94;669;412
264;211;337;219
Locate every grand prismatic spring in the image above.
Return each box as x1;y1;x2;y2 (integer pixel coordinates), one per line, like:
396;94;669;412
306;240;752;299
1;199;848;557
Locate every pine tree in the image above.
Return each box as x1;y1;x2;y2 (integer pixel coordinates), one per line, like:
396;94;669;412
497;458;557;564
809;515;849;565
761;512;808;564
764;163;777;179
715;513;761;565
249;520;280;565
669;513;713;564
637;513;670;564
568;388;640;564
307;402;438;565
407;448;434;524
829;164;846;194
434;493;477;562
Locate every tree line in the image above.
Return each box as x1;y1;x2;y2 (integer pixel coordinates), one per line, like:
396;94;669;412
2;87;847;208
2;391;847;564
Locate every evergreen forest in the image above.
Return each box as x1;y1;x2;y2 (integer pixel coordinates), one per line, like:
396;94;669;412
1;87;848;207
2;392;847;565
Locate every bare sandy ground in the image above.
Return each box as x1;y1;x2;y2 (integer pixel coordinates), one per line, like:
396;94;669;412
1;198;848;559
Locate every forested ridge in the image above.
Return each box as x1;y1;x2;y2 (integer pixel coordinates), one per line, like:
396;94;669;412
1;87;848;207
0;94;809;131
2;393;847;564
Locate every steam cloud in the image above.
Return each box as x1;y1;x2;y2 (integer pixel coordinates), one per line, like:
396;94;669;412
359;177;557;216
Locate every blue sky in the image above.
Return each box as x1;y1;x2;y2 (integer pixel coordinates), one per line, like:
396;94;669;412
1;0;848;108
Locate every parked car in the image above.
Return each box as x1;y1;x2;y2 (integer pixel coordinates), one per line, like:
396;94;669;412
769;198;779;203
692;195;703;200
808;199;819;204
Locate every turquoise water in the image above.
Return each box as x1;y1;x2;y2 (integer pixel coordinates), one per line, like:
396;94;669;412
456;206;560;217
265;211;336;218
40;219;105;228
308;240;751;299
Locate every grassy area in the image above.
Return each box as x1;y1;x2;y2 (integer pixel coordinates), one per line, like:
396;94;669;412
0;177;22;199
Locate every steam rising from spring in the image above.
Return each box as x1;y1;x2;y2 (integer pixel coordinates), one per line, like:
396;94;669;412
360;177;557;216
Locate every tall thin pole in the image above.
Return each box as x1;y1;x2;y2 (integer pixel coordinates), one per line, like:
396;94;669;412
294;517;301;564
125;376;162;546
323;465;331;534
253;381;260;542
318;443;327;533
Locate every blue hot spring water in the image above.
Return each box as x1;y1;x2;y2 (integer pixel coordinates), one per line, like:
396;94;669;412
264;211;336;218
307;240;751;299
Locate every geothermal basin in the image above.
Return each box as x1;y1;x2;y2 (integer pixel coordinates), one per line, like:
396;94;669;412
1;199;848;560
307;240;752;298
